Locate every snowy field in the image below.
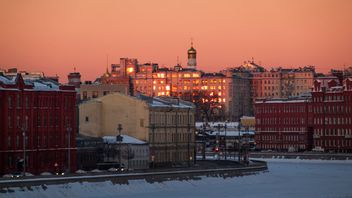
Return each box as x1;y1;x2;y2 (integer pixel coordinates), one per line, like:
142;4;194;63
2;159;352;198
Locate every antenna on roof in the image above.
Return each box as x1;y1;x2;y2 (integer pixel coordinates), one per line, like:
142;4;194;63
73;66;76;72
106;54;109;73
177;56;179;65
251;57;254;63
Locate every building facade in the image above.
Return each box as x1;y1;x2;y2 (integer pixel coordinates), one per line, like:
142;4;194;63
311;78;352;153
0;74;77;175
255;98;313;152
80;82;129;101
255;79;352;153
79;93;196;167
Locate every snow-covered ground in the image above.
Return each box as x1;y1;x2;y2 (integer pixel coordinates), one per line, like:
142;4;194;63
2;159;352;198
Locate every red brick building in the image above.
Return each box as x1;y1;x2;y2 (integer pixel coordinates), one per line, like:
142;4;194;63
255;99;313;152
0;74;77;175
311;78;352;153
255;78;352;153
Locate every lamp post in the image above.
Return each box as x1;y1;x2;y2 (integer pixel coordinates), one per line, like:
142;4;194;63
202;123;206;160
66;126;72;173
216;124;221;160
224;122;227;160
238;123;241;163
117;124;123;169
150;124;155;168
22;116;28;176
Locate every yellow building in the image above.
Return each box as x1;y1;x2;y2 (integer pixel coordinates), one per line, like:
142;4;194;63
80;82;129;101
79;93;196;167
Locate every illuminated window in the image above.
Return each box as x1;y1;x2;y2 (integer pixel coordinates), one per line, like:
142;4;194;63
192;73;200;78
166;85;170;91
127;67;134;73
184;74;191;78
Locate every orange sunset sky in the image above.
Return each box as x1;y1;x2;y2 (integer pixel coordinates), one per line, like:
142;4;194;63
0;0;351;82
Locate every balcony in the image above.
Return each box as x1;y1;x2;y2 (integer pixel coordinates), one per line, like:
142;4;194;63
313;134;320;139
345;135;352;139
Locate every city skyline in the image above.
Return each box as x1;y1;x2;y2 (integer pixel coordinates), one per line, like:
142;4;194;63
1;0;351;82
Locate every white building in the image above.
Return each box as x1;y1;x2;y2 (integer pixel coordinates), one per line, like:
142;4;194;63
102;135;149;170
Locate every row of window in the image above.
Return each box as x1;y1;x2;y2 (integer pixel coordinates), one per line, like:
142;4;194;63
7;115;72;128
7;95;73;109
6;134;70;149
313;105;352;114
315;140;352;147
256;127;306;132
149;131;193;143
150;112;194;126
313;117;352;125
314;128;352;136
257;117;306;125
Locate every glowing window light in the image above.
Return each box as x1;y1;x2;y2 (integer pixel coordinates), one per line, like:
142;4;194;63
166;85;170;91
127;67;134;73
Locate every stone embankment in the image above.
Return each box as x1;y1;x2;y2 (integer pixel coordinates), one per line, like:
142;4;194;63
0;160;267;188
250;152;352;160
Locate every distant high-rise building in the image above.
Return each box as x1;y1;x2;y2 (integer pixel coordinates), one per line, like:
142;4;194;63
187;41;197;69
67;68;81;88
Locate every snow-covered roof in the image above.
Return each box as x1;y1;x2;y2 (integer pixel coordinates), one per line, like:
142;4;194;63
206;131;255;137
256;99;308;104
103;135;146;144
0;75;15;84
146;96;194;109
0;73;62;91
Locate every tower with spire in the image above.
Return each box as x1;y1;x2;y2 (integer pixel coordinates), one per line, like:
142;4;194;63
187;39;197;69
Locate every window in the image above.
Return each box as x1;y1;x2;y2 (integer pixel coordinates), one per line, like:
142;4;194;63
140;119;144;127
7;136;11;147
16;116;20;128
8;96;12;108
83;91;87;100
25;96;29;109
92;91;98;98
16;94;21;108
8;116;12;128
85;116;89;122
37;115;41;127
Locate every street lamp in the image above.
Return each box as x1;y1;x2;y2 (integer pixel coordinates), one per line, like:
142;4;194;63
224;122;227;160
117;124;123;169
202;123;206;160
22;116;28;176
66;126;72;173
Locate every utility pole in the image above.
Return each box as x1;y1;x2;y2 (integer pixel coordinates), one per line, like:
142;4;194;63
224;122;227;160
22;116;28;176
151;124;155;168
187;123;190;167
238;123;241;163
117;124;123;169
202;123;206;160
216;124;221;160
67;126;72;173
